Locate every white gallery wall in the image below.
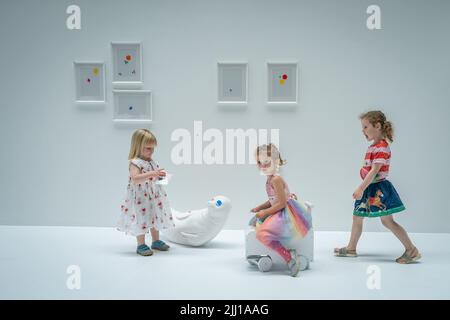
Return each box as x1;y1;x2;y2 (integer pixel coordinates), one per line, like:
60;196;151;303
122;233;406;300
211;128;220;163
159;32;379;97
0;0;449;232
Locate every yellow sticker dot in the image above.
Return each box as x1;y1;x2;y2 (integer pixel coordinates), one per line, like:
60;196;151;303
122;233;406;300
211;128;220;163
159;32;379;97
279;79;285;85
93;68;99;76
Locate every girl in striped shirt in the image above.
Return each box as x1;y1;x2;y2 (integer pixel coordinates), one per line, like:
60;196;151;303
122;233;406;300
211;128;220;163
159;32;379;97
335;111;421;264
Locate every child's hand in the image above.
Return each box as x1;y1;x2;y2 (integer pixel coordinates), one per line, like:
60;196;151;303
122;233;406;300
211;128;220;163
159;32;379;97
250;207;259;213
156;169;166;177
255;210;267;219
353;187;364;200
144;169;166;179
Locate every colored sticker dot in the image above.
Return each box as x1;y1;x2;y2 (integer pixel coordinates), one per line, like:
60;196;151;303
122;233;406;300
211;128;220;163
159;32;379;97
279;79;285;85
92;68;99;76
86;78;91;83
282;74;288;80
129;106;133;110
126;55;132;61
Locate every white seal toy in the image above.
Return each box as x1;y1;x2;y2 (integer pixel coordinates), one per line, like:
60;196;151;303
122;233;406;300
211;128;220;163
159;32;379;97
163;196;231;246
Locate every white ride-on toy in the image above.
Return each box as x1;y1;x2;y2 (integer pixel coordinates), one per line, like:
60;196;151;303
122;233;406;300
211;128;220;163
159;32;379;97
245;201;314;272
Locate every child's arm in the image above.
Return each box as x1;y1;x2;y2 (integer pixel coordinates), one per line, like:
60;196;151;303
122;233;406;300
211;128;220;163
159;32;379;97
353;163;383;200
129;164;165;184
256;176;286;218
251;201;271;213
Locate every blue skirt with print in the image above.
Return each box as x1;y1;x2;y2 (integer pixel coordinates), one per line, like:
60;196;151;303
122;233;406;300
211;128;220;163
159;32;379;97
353;180;405;218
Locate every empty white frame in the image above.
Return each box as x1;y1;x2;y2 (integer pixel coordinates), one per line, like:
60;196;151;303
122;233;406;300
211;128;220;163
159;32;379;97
266;62;298;106
113;90;152;124
111;42;143;87
217;62;248;105
74;62;106;104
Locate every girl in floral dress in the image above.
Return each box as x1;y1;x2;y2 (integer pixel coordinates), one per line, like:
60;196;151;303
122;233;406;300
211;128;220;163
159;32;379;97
117;129;175;256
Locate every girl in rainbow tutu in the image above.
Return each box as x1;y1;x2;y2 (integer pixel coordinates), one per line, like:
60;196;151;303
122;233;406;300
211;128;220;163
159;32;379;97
250;144;312;277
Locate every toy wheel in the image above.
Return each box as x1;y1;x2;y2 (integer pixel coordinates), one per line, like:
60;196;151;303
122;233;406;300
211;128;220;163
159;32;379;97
247;258;257;266
257;256;272;272
299;255;309;271
246;255;260;266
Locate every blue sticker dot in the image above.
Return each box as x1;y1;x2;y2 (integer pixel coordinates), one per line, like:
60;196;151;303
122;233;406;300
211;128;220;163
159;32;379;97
216;200;222;206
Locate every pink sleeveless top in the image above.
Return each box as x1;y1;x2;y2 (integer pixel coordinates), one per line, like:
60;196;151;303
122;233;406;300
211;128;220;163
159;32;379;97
266;176;293;205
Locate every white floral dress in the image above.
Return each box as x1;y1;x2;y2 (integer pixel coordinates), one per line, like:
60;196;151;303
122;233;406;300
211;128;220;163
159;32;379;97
117;158;175;236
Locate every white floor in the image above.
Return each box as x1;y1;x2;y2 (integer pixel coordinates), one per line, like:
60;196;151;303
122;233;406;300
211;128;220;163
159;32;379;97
0;226;449;300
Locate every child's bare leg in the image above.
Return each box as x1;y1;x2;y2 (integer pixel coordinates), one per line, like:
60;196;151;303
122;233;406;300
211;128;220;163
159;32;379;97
256;230;291;262
137;234;146;246
380;215;416;254
347;216;364;250
150;228;159;242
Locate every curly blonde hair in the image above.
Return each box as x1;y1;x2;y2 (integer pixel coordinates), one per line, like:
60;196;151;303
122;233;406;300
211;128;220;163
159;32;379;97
360;110;394;142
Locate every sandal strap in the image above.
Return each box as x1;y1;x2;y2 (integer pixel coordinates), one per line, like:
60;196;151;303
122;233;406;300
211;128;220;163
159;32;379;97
337;247;356;256
397;251;413;262
152;240;170;248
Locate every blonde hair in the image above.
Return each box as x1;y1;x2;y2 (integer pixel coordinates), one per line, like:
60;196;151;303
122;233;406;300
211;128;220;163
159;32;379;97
128;129;157;160
255;143;287;166
360;110;394;143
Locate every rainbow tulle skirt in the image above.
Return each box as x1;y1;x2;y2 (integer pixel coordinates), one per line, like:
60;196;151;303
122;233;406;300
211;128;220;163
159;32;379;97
256;198;312;245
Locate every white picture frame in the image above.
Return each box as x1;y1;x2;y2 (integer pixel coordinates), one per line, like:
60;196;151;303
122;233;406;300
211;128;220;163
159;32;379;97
266;62;298;106
111;42;143;88
217;62;248;106
113;90;152;124
74;62;106;104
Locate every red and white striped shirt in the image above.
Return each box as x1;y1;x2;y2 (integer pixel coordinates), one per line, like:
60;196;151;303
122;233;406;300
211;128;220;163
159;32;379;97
360;139;391;182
